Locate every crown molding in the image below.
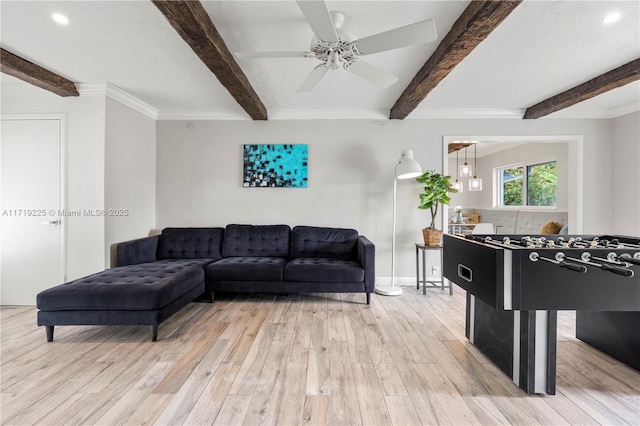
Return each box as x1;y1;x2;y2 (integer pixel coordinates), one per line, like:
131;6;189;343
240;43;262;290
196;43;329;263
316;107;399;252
156;109;393;120
407;108;523;119
76;83;106;96
269;109;391;120
106;84;158;119
3;79;635;120
105;84;158;119
155;107;639;121
156;110;250;120
76;83;158;119
547;102;639;119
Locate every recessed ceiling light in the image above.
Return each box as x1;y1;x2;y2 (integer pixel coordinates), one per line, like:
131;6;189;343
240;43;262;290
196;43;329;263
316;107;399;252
52;13;69;25
603;12;621;24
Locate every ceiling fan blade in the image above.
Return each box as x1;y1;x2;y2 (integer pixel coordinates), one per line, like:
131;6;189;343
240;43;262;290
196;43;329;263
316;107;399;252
235;51;308;59
296;66;328;92
348;60;398;88
354;19;437;55
296;1;338;42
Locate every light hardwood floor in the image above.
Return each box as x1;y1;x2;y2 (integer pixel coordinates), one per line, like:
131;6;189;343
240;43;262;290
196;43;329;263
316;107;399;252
1;285;639;425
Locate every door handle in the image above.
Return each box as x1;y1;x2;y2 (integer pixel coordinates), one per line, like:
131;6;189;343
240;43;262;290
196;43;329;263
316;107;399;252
41;219;61;226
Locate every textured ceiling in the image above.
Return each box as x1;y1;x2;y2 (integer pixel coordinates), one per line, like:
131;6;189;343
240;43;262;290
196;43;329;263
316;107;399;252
1;0;638;119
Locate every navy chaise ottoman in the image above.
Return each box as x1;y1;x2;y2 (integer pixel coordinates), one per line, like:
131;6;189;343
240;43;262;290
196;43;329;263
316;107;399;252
36;228;223;342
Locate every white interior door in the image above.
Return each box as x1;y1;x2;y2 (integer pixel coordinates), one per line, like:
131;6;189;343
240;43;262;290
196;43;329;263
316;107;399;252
1;117;65;305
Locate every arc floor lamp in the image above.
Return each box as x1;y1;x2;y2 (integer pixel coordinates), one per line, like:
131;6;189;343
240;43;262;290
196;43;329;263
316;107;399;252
375;149;423;296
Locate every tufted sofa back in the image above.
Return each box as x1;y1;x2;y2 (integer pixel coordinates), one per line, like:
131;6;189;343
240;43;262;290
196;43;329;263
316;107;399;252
222;224;291;257
290;226;358;260
157;228;225;260
514;211;568;234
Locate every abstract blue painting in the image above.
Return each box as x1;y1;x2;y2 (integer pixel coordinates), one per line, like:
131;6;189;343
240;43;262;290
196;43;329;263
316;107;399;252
243;144;308;188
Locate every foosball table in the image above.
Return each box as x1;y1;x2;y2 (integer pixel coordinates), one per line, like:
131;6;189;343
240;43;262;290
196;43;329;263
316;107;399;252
443;233;640;395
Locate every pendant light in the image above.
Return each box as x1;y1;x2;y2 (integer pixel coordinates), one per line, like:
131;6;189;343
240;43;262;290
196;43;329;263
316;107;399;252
459;146;472;177
453;150;463;192
469;143;482;191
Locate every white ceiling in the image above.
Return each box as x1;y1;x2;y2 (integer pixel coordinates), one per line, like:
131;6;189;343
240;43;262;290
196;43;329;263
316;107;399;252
1;0;638;120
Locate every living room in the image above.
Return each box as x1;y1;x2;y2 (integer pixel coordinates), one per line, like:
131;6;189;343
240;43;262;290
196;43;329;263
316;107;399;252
1;0;639;424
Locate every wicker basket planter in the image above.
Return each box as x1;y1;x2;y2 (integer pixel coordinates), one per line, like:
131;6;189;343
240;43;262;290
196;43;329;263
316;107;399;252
422;228;443;246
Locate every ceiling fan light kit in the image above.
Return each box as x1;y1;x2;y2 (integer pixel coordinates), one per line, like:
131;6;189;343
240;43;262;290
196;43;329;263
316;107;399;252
237;0;438;92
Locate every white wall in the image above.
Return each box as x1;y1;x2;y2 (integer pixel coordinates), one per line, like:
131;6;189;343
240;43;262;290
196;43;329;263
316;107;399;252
0;88;622;297
105;97;156;266
1;89;157;307
156;117;614;281
612;111;640;236
1;89;106;281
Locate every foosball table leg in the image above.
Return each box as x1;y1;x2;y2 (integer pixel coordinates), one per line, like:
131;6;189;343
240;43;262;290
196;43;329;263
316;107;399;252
466;294;558;395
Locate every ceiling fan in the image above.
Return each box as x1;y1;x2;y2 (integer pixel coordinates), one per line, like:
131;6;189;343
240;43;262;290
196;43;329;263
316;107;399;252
235;1;438;92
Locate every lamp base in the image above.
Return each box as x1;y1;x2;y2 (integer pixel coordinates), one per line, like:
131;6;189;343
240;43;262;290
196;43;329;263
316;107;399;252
375;285;403;296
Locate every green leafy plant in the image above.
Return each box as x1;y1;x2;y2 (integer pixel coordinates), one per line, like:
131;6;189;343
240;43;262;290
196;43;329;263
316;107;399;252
416;170;457;230
501;162;557;206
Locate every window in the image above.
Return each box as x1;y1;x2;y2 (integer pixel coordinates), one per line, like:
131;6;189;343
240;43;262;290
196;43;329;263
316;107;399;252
497;160;557;207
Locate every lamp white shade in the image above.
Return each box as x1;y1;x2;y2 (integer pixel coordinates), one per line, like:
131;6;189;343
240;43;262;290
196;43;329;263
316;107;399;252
396;149;423;179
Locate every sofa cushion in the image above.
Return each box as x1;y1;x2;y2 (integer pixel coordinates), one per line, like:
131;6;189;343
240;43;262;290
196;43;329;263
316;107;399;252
37;259;209;311
559;223;569;235
284;258;364;282
157;228;224;260
222;224;290;257
540;221;562;234
206;257;287;281
290;226;358;260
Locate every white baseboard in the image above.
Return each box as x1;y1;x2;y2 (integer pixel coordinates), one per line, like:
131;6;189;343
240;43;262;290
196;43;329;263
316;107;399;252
376;276;442;287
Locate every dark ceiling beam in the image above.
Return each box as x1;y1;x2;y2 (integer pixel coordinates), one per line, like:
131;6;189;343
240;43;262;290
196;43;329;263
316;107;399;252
0;48;79;97
389;0;523;120
151;0;268;120
448;142;474;154
523;59;640;119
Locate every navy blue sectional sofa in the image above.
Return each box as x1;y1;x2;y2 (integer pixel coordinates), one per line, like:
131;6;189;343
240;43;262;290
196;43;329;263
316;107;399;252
37;225;375;342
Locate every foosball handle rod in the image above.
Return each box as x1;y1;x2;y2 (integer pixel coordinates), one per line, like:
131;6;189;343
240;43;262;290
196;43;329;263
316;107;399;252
600;263;635;277
617;253;640;265
559;253;635;278
557;260;589;273
610;239;640;249
528;252;587;273
479;237;513;249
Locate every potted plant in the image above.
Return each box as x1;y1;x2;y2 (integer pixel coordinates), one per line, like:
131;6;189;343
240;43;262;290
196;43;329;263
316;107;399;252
416;170;457;246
